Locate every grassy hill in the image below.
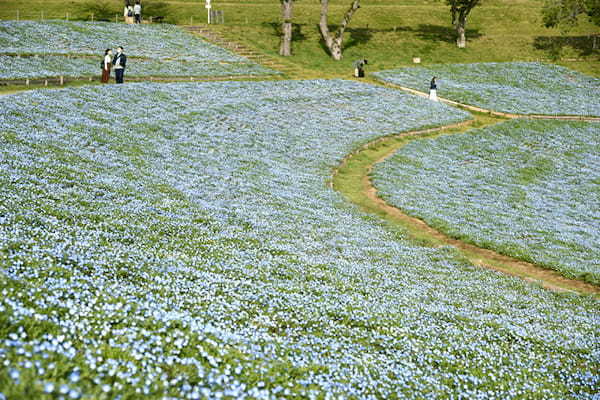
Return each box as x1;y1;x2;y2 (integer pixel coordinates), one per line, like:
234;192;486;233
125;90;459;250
0;0;598;77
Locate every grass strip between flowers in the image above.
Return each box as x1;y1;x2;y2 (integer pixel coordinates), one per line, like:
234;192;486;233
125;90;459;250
332;111;600;297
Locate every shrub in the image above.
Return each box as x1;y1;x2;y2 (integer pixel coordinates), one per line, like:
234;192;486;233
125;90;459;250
78;0;121;22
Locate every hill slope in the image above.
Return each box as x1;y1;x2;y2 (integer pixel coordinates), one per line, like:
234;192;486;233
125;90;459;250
0;0;598;77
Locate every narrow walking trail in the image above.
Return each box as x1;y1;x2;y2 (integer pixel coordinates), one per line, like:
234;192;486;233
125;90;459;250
378;81;600;122
332;112;600;297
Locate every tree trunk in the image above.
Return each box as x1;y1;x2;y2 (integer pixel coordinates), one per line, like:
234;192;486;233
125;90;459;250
456;12;467;48
319;0;360;60
279;0;293;56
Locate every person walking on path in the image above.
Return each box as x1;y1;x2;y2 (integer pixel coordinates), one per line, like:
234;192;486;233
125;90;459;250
429;76;438;101
112;46;127;84
101;49;113;83
124;4;134;24
133;1;142;23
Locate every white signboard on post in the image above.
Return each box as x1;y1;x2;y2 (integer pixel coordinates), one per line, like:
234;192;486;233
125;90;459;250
205;0;212;23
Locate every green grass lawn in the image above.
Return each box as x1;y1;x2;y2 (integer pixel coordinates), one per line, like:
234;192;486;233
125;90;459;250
1;0;598;78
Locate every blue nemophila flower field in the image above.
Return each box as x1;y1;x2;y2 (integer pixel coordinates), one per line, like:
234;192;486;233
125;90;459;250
0;55;275;80
0;20;245;61
374;118;600;285
0;80;598;399
0;21;276;79
373;62;600;116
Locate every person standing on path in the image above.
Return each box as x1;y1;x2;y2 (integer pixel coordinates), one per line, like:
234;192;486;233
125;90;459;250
429;76;438;101
133;1;142;24
101;49;113;83
124;4;134;24
112;46;127;84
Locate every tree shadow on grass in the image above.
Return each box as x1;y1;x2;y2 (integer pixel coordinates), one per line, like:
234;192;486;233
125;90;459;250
316;25;398;53
343;28;374;51
413;24;482;43
263;22;308;43
533;35;599;60
311;23;483;58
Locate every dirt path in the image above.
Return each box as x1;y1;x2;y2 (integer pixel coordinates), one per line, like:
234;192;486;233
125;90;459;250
332;116;600;297
381;82;600;122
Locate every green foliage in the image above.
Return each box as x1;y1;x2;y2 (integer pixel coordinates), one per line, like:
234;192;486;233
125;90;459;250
585;0;600;25
446;0;482;25
143;1;173;21
77;0;120;21
542;0;600;30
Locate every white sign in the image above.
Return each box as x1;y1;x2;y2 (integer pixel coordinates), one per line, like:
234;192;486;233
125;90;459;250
205;0;211;9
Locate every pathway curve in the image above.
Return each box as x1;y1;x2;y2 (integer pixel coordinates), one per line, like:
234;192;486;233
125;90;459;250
332;113;600;297
379;82;600;122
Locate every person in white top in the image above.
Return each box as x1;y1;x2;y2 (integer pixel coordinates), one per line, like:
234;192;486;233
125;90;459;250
429;76;438;101
101;49;113;83
124;5;134;24
133;1;142;24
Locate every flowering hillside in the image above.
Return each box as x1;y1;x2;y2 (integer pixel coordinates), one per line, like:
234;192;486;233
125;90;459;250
0;21;275;79
0;55;274;79
374;118;600;285
0;81;598;399
374;62;600;116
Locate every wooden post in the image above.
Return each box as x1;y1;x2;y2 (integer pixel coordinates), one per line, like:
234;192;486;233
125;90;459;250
91;13;94;22
60;76;64;85
89;77;92;81
44;80;48;86
149;16;153;23
25;79;29;86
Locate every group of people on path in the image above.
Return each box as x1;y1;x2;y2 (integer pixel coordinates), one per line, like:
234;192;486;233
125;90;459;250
101;47;127;84
352;58;438;102
124;1;142;24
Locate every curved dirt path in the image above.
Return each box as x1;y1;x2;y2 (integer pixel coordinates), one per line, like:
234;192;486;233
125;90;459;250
379;82;600;122
332;115;600;297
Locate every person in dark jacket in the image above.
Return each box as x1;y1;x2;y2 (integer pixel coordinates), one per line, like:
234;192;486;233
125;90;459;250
112;46;127;84
353;59;368;78
429;76;438;101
